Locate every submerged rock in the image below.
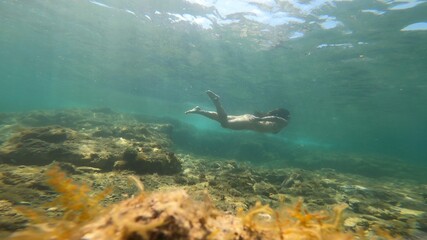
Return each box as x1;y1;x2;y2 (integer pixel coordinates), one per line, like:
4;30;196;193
0;110;181;174
0;200;27;231
252;181;277;196
123;149;182;174
0;126;86;166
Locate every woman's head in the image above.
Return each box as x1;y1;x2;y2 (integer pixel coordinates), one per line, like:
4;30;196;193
267;108;290;120
254;108;290;120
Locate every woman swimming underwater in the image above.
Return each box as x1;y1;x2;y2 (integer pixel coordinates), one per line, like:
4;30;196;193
185;90;290;134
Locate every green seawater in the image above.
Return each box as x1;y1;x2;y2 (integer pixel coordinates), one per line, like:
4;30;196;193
1;0;426;168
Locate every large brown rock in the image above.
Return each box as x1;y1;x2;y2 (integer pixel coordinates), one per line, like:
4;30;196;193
0;110;181;174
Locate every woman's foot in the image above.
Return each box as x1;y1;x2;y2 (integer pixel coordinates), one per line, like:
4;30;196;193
206;90;220;101
185;106;201;114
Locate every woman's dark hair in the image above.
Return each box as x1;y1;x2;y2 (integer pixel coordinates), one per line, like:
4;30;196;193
254;108;290;120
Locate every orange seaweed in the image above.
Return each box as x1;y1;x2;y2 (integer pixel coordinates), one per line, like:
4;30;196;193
239;199;352;240
45;165;111;223
9;165;111;240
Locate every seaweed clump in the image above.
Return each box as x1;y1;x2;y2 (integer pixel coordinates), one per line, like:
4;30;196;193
239;199;352;240
8;167;395;240
9;165;111;240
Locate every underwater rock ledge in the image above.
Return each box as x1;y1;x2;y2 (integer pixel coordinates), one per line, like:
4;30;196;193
0;109;181;174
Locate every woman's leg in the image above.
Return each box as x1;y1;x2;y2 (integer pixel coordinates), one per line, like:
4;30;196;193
185;106;221;122
206;90;228;126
